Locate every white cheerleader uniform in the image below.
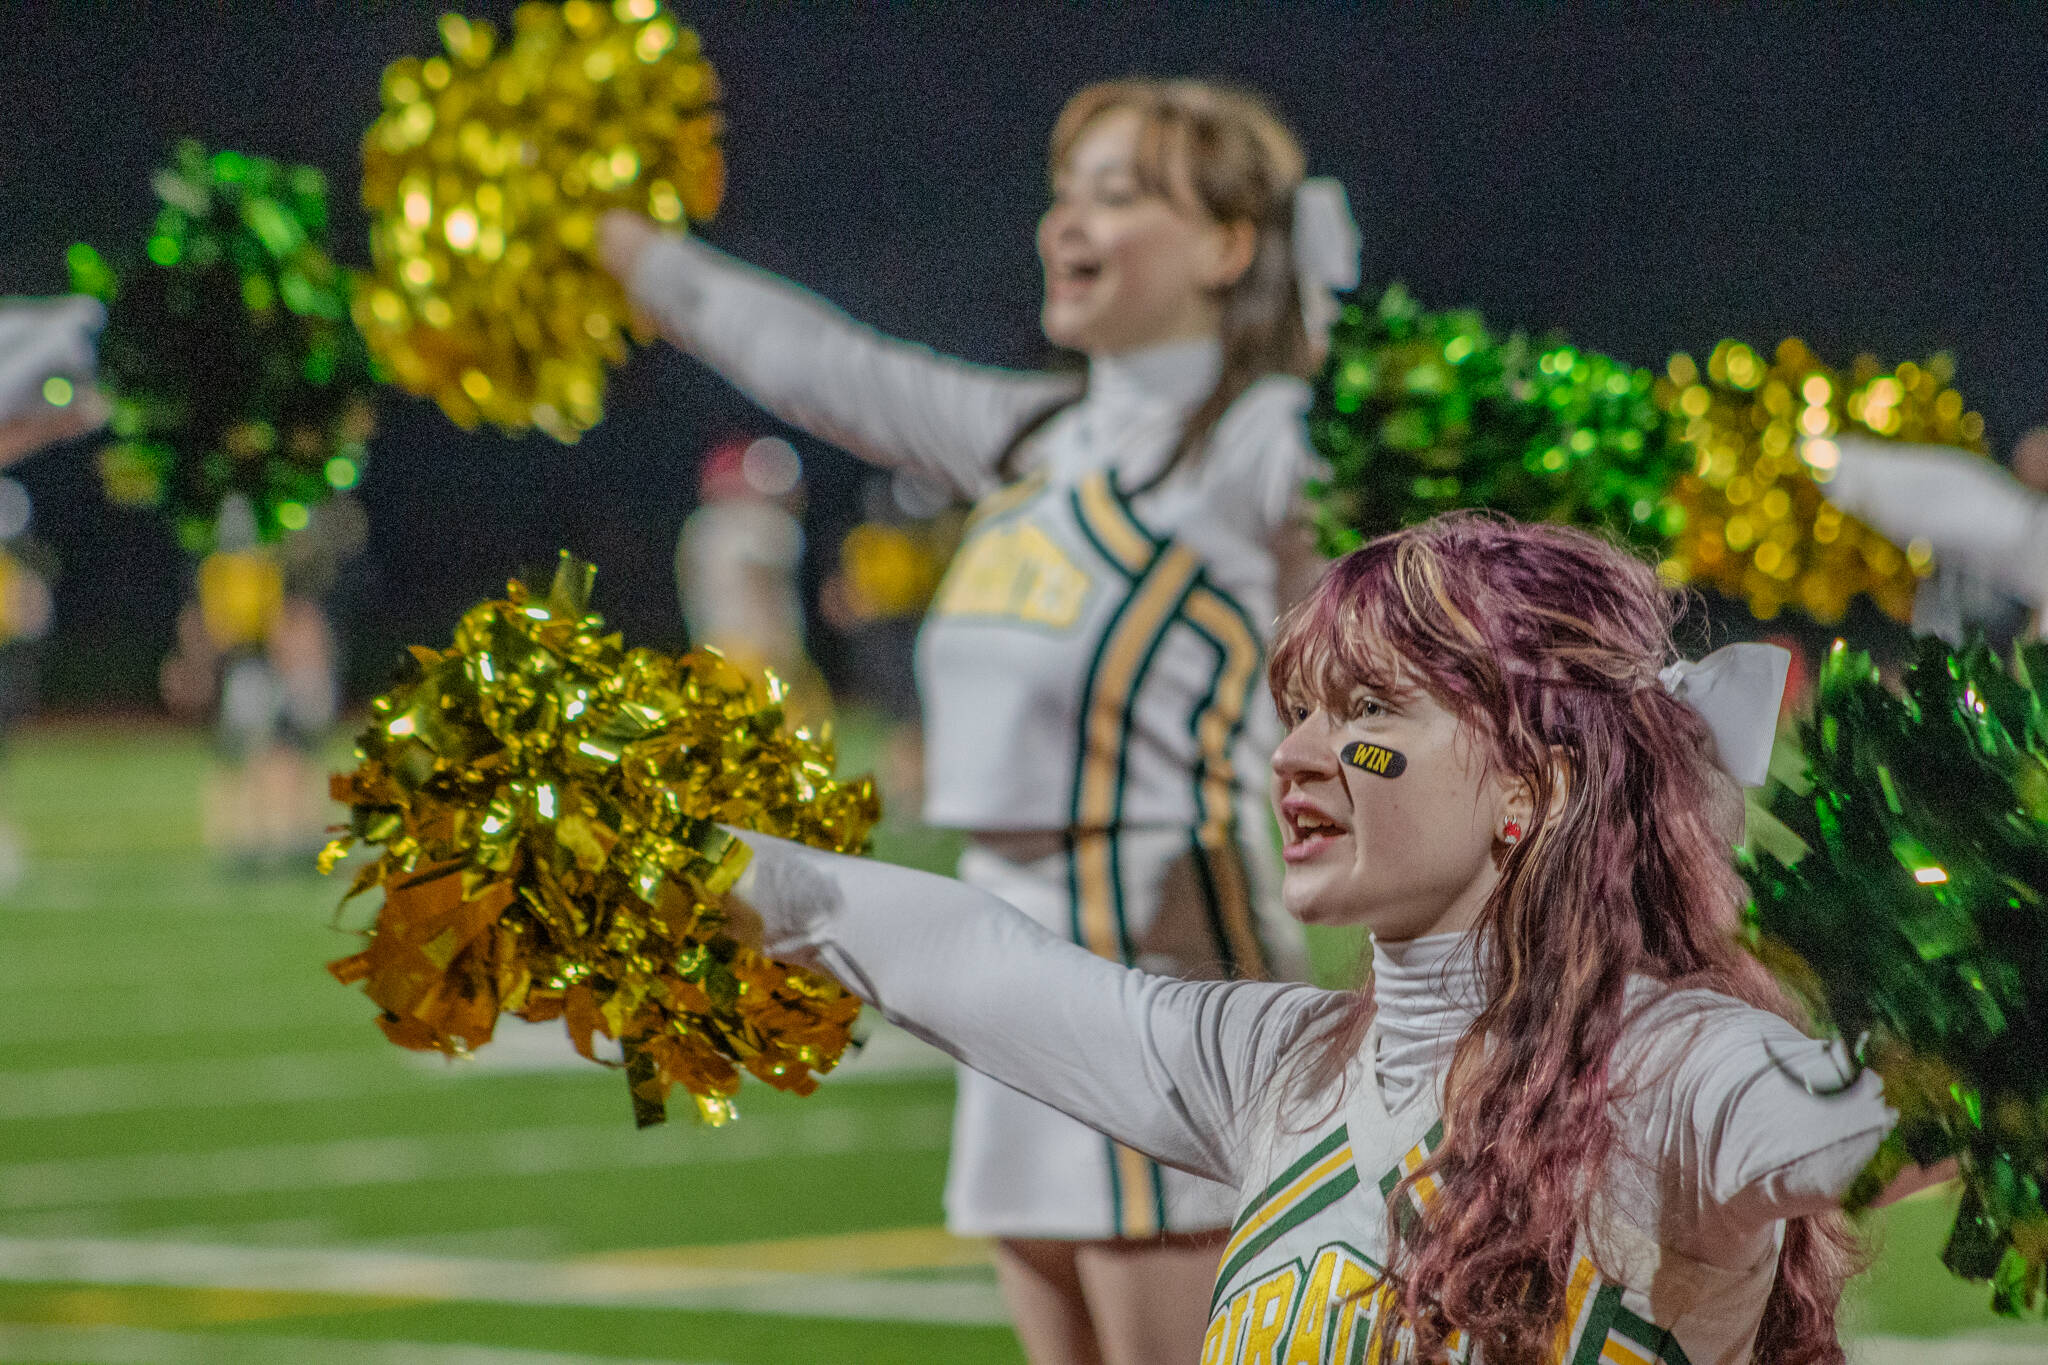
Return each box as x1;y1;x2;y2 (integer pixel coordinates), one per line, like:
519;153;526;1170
734;833;1898;1365
629;237;1315;1239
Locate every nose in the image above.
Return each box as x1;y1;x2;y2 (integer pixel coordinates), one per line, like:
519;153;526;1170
1271;710;1341;787
1040;197;1087;249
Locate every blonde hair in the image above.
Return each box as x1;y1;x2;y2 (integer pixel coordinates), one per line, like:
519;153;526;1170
1005;79;1315;489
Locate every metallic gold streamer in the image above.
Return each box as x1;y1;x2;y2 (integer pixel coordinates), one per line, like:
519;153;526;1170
357;2;724;441
323;553;877;1126
1656;339;1984;622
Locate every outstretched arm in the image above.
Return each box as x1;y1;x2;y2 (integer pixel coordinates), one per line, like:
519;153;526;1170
1625;989;1896;1264
1823;436;2048;607
603;214;1076;501
726;830;1341;1188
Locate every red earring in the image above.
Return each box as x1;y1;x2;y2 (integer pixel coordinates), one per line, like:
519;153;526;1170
1502;820;1523;846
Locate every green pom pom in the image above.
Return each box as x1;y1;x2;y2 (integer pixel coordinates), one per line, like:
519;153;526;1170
1743;634;2048;1317
70;140;374;551
1305;284;1688;557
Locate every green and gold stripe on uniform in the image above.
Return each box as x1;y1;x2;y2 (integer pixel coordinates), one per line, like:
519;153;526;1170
1060;829;1171;1236
1549;1256;1692;1365
1067;548;1200;937
1067;473;1268;982
1071;470;1156;579
1548;1256;1610;1363
1066;471;1198;1237
1376;1119;1446;1239
1211;1126;1360;1310
1181;578;1270;981
1585;1308;1693;1365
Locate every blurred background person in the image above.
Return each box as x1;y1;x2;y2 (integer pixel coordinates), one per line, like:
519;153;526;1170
0;295;99;892
674;433;830;726
160;493;357;872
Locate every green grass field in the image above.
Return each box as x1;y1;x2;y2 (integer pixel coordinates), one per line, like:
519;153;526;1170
0;724;2042;1364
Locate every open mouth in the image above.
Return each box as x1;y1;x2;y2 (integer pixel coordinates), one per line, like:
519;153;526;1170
1048;259;1103;296
1282;805;1346;862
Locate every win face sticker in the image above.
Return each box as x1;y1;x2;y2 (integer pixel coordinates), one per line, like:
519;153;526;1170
1339;741;1406;778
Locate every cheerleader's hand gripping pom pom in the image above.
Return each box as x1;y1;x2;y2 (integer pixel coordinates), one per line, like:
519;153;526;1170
1742;634;2048;1315
70;141;375;552
1305;284;1688;559
357;2;724;442
322;553;879;1127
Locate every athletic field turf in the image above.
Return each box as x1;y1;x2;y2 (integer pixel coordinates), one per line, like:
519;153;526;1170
0;724;2043;1364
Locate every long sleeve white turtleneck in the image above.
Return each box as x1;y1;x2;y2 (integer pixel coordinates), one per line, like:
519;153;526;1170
627;234;1072;501
1826;436;2048;608
1368;930;1486;1111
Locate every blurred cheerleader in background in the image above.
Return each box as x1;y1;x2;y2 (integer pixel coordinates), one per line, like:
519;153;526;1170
161;492;360;872
0;295;105;889
673;433;830;726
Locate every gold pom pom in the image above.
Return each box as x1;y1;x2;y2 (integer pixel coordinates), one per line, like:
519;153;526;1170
324;553;878;1127
1656;339;1982;622
356;2;724;441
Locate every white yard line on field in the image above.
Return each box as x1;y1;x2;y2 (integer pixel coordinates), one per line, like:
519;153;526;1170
1849;1336;2048;1365
0;1025;948;1122
0;1050;402;1121
0;1323;736;1365
0;1233;1008;1324
0;1102;952;1211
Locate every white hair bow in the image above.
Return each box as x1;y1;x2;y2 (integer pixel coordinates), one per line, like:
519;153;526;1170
1658;642;1792;789
1292;178;1361;346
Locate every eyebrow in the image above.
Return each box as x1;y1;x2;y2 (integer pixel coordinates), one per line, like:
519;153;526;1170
1059;158;1137;183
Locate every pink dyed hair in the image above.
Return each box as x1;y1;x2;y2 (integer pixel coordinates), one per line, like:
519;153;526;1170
1268;513;1858;1365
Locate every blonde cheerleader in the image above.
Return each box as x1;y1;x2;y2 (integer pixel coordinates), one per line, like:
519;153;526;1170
602;80;1359;1364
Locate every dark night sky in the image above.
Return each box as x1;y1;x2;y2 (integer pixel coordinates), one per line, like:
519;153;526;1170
3;3;2045;706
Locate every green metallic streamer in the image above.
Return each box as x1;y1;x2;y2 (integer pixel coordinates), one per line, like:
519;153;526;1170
1743;635;2048;1316
69;140;375;552
1306;284;1687;558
